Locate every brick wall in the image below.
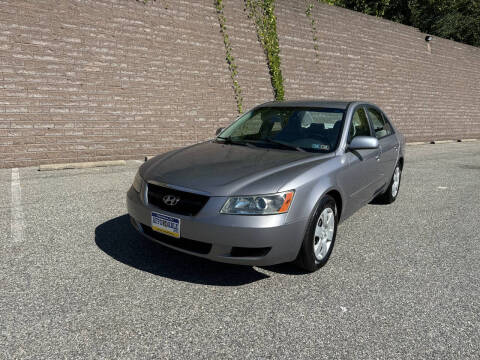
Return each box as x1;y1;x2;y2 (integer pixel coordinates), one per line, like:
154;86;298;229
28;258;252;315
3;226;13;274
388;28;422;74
0;0;479;168
276;0;480;143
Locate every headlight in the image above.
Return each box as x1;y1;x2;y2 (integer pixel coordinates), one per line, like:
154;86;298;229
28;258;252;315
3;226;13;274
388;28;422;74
132;171;143;192
220;191;294;215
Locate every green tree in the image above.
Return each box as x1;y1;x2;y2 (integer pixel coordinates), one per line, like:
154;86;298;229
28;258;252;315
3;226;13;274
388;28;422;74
410;0;480;46
324;0;480;47
327;0;393;17
383;0;413;24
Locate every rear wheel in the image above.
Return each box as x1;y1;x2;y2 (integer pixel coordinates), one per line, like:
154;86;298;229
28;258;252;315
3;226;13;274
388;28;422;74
376;163;402;204
295;195;338;272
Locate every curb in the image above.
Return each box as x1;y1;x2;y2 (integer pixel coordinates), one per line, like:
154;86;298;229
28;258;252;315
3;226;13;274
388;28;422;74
36;138;479;170
406;141;429;146
407;139;477;146
430;140;455;144
39;160;126;171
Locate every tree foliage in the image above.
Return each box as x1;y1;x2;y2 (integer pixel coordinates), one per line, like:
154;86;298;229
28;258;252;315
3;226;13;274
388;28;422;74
325;0;480;47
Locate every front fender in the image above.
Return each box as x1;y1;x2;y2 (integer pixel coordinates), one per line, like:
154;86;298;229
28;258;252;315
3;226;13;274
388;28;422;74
281;157;345;224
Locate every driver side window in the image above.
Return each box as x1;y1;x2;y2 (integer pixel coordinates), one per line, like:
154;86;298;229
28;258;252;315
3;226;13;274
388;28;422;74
367;108;392;139
348;107;371;143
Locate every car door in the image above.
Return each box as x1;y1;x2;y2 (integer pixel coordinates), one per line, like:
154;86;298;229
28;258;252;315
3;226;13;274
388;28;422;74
366;107;399;188
340;106;382;215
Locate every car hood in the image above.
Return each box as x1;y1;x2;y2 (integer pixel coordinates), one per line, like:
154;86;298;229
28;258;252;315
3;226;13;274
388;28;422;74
141;141;331;196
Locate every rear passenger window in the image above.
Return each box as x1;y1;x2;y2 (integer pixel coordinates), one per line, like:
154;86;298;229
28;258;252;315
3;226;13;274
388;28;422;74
367;108;392;139
348;107;371;142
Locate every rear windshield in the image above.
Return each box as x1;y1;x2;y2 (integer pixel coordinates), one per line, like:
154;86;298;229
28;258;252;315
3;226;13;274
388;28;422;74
217;107;345;153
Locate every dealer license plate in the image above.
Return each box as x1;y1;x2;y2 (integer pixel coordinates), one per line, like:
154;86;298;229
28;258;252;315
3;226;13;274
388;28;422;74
151;212;181;238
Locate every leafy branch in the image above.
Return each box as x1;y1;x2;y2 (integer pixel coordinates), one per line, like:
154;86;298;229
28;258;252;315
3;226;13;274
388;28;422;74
305;2;319;60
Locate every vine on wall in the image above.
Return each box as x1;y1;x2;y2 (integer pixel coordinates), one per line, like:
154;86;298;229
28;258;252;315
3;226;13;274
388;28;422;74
305;2;320;60
245;0;285;101
140;0;285;106
214;0;243;113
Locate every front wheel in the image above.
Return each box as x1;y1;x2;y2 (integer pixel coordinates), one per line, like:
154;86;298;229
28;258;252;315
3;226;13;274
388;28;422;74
295;195;338;272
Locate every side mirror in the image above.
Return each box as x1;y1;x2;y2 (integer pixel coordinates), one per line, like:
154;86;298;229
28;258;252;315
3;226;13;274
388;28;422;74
349;136;379;150
215;127;224;136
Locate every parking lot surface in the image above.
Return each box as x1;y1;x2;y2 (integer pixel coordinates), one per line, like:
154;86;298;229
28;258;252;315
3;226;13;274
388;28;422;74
1;142;479;359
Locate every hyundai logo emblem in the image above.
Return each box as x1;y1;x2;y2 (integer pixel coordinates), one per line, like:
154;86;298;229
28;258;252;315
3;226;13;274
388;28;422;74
162;194;180;206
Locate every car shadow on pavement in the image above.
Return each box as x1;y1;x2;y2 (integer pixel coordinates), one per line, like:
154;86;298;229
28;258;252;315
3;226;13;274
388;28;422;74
95;215;269;286
368;198;390;205
261;263;309;275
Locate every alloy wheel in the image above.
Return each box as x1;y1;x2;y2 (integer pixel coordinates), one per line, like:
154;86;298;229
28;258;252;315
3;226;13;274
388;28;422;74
392;166;401;197
314;207;335;260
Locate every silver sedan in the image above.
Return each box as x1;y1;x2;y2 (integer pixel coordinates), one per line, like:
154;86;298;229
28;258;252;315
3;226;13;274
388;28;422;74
127;100;405;272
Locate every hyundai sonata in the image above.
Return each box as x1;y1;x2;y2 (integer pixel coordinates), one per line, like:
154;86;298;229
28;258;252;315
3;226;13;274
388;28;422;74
127;101;404;271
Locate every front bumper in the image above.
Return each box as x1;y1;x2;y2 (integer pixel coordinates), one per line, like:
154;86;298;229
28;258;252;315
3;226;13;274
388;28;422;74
126;186;308;266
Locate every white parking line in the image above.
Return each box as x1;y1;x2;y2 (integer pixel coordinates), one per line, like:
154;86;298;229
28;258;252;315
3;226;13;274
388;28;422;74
11;168;24;243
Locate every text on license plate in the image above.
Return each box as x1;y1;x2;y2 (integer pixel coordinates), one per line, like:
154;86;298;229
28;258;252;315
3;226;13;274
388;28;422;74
151;212;181;238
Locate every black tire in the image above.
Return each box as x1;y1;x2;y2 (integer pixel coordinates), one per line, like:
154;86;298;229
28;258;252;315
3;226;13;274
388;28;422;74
375;162;402;204
295;195;338;272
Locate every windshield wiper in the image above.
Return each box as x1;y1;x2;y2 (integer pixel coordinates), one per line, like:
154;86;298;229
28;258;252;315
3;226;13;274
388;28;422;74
215;136;249;147
264;138;306;152
215;136;232;143
216;137;305;152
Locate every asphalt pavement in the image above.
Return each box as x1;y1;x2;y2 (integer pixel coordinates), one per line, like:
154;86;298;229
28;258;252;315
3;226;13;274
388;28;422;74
1;142;479;359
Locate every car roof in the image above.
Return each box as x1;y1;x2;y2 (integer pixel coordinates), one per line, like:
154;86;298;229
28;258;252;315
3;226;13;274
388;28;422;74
256;100;378;110
256;100;353;110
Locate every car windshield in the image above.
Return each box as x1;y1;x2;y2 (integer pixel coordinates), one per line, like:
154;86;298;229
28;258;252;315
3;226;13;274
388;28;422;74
216;107;345;153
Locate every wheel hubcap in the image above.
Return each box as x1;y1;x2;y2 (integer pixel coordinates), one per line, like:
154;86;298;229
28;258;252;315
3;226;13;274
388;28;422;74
314;208;335;260
392;166;401;197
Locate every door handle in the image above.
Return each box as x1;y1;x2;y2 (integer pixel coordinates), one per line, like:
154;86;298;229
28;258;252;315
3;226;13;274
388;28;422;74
375;154;381;161
394;145;399;151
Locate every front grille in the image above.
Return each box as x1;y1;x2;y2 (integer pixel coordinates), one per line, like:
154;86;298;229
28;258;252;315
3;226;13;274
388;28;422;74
147;183;209;216
141;224;212;255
